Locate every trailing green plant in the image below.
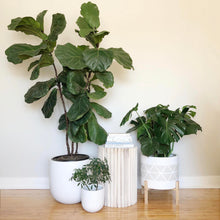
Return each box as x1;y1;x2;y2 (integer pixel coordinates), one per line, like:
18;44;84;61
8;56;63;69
120;104;202;157
70;158;111;190
5;2;133;159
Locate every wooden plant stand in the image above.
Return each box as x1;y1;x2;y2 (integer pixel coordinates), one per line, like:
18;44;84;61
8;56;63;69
144;181;179;205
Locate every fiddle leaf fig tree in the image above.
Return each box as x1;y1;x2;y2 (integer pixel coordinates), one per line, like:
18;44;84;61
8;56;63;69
5;2;133;160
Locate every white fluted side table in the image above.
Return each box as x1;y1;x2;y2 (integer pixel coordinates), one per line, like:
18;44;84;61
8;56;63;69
98;133;137;208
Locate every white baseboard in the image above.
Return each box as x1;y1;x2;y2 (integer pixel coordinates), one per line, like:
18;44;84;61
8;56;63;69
0;176;220;189
179;176;220;188
0;177;49;189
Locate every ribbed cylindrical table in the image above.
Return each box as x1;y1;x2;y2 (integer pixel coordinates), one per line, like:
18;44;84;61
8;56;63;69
98;133;137;208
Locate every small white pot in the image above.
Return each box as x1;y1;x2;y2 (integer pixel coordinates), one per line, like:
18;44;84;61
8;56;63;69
81;185;105;213
141;154;178;190
50;155;89;204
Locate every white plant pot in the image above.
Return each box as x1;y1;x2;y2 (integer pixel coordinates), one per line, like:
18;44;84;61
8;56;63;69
50;155;89;204
81;185;105;213
141;154;178;190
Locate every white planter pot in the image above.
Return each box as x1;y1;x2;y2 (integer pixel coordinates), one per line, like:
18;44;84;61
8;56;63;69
141;154;178;190
50;155;89;204
81;185;105;213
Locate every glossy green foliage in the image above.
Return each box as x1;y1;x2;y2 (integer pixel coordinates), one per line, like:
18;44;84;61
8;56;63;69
36;10;47;31
8;16;47;40
5;10;66;80
24;78;56;103
80;1;100;28
83;48;113;72
87;84;106;99
41;88;57;118
109;48;134;70
55;44;86;70
5;2;133;153
91;102;112;118
70;158;111;190
88;113;108;145
48;13;66;41
120;103;138;126
67;94;90;121
5;43;47;64
95;71;114;88
121;104;202;157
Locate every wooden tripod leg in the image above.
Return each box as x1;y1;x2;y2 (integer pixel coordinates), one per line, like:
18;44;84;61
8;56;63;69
144;181;148;204
176;181;179;205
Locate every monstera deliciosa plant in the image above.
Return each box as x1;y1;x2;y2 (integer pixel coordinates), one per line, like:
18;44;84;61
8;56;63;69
120;104;202;157
5;2;133;161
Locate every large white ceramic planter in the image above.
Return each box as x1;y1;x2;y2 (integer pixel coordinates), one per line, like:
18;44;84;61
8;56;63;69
81;185;105;213
50;155;89;204
141;154;178;190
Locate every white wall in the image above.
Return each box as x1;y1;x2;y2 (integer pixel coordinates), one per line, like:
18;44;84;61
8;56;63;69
0;0;220;188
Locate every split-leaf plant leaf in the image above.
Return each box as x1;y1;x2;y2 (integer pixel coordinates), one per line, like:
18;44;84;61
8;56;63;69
120;104;202;157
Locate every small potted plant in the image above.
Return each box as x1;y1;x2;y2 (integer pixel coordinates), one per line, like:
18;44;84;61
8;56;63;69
120;104;202;190
5;2;133;204
71;158;111;212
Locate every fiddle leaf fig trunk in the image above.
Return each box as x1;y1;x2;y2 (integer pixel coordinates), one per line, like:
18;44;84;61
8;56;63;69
5;2;133;157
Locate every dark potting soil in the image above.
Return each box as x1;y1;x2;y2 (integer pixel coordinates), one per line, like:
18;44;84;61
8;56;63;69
52;154;89;162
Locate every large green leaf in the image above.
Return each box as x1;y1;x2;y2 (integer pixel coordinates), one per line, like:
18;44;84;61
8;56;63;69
41;88;57;118
28;60;39;71
80;2;100;29
87;113;107;145
140;137;157;156
67;80;83;95
156;144;170;156
159;117;185;145
109;48;133;70
120;103;138;126
28;53;54;80
74;110;92;126
62;87;77;102
58;114;66;130
24;78;56;103
85;31;109;48
55;43;86;70
67;94;90;121
91;102;112;118
5;43;47;64
83;48;113;72
66;70;86;95
68;124;87;143
8;17;47;40
184;118;202;135
36;10;47;32
57;71;67;84
68;122;80;136
95;71;114;88
87;84;106;99
39;53;54;68
76;16;93;37
137;124;147;140
77;45;90;52
30;65;40;80
48;13;66;41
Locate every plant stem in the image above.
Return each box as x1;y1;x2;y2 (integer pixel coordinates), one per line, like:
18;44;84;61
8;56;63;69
52;63;71;155
168;142;174;157
71;142;74;156
75;143;79;154
136;111;152;139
